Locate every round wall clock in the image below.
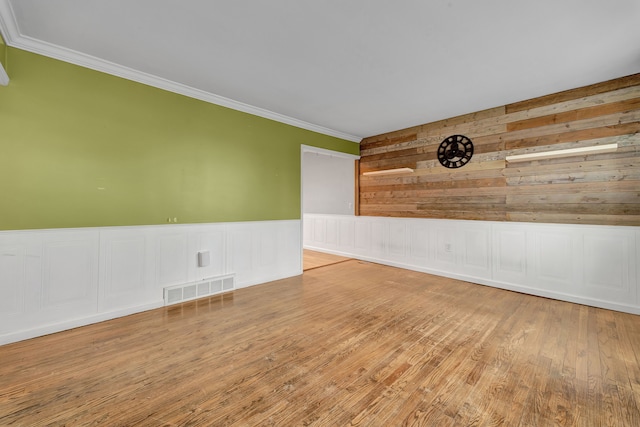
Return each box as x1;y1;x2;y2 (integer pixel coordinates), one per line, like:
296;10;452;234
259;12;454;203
437;135;474;168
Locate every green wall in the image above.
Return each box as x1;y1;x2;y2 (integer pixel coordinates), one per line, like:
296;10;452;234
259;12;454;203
0;48;359;230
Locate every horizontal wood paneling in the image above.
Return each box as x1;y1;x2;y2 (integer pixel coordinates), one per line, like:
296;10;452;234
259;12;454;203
359;74;640;225
506;97;640;132
506;74;640;113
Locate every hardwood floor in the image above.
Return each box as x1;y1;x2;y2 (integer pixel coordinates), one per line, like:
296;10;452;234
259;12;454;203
1;260;639;426
303;249;351;270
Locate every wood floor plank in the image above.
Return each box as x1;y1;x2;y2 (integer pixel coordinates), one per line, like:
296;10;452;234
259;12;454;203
1;260;639;426
303;249;352;270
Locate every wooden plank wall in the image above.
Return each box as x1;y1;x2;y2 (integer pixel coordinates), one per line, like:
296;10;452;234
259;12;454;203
358;73;640;226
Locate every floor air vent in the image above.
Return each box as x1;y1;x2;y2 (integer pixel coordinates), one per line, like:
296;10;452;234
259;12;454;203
164;275;235;306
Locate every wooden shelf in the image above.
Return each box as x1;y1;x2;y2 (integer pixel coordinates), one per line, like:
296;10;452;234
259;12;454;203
505;143;618;163
362;167;414;176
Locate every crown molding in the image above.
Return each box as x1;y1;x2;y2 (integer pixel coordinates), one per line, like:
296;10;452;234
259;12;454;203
0;0;361;142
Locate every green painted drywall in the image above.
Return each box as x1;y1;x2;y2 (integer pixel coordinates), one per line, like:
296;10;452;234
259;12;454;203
0;48;359;230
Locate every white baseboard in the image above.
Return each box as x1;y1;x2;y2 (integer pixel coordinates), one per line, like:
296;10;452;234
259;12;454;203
0;301;164;346
344;252;640;315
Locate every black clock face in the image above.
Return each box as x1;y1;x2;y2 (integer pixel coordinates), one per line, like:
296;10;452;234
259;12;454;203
437;135;474;168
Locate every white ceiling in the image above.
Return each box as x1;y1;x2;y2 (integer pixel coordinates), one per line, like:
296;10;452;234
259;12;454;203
1;0;639;142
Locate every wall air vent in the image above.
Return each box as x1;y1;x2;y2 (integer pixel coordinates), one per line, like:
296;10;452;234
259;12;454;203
163;274;235;306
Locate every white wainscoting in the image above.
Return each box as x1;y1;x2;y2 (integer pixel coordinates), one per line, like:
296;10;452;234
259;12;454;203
304;214;639;315
0;220;301;345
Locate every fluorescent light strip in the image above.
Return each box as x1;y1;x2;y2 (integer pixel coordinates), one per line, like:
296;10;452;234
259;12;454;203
362;167;414;176
505;143;618;163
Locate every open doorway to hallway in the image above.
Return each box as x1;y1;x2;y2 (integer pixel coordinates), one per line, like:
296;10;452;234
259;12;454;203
300;145;359;272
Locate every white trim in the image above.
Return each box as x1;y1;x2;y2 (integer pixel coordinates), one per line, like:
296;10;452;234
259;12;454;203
0;218;296;236
0;62;7;85
301;144;360;160
0;301;164;346
505;143;618;162
301;148;306;274
0;0;362;143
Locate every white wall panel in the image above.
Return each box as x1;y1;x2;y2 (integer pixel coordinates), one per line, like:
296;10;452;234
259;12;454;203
277;221;301;278
189;226;226;282
99;229;156;312
258;226;278;280
326;218;338;246
338;217;355;249
460;225;491;279
534;231;574;292
312;218;325;243
41;233;99;316
388;221;406;258
105;238;146;294
227;227;253;287
584;234;625;289
493;226;527;284
303;217;312;242
0;234;46;334
0;247;27;334
0;220;302;345
637;229;640;306
433;225;457;267
24;243;43;314
156;231;189;287
354;220;371;252
225;220;302;289
582;231;635;304
0;246;24;318
4;231;103;338
304;214;640;315
408;221;429;261
370;221;387;255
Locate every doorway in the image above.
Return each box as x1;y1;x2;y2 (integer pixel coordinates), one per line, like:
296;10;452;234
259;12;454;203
300;145;359;271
